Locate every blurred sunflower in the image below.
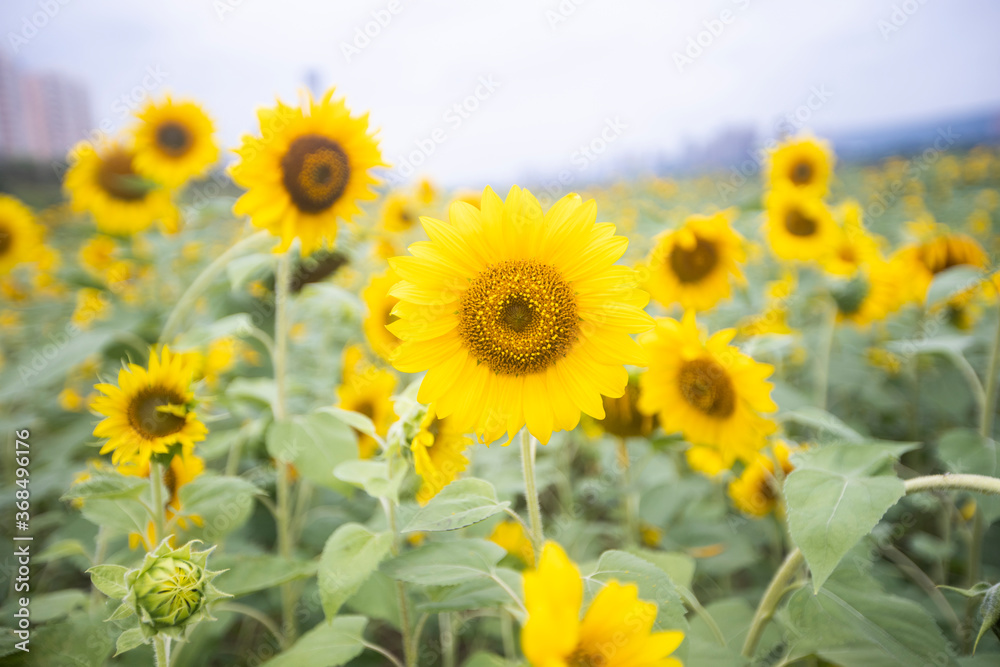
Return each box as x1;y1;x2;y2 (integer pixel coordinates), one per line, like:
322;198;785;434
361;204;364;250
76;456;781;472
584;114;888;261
822;200;882;277
411;406;472;505
522;541;684;667
0;195;43;276
90;347;207;466
415;176;437;205
336;345;396;459
389;186;653;445
595;374;657;439
728;440;799;517
638;312;777;473
643;211;746;311
831;260;903;327
133;97;218;188
489;519;534;567
79;235;118;274
768;135;834;196
764;187;837;262
381;193;418;232
231;89;385;254
64;140;176;235
362;268;402;362
892;229;988;302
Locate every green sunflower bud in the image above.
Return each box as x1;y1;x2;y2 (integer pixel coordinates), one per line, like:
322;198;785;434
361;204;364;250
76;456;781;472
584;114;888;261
975;582;1000;652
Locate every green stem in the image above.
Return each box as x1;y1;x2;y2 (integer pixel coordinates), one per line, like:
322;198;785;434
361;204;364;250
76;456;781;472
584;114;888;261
815;297;837;410
500;610;516;660
384;498;416;667
440;612;455;667
220;602;286;646
150;461;166;546
520;429;544;564
158;230;271;344
980;307;1000;438
273;250;296;643
681;587;727;647
742;472;1000;658
616;438;638;547
154;636;171;667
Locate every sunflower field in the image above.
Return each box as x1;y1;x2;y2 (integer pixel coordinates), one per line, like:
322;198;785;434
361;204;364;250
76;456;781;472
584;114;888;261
2;90;1000;667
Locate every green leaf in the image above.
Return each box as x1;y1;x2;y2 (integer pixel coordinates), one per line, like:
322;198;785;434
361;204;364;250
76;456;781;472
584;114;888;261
785;442;912;591
178;474;260;541
926;265;985;306
88;564;129;600
419;568;523;613
586;550;688;632
214;555;318;598
268;411;358;494
319;524;393;619
334;458;407;503
37;539;91;564
783;561;959;666
463;652;521;667
937;428;1000;522
80;496;149;535
404;478;511;533
381;539;506;586
114;627;146;656
260;615;368;667
226;377;277;410
778;407;865;441
175;313;255;348
10;590;88;623
227;252;277;289
61;471;147;501
318;406;379;439
625;548;696;590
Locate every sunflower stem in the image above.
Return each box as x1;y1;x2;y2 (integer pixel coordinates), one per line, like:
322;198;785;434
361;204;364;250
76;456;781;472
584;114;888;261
616;438;638;547
814;296;837;410
520;429;544;564
154;636;171;667
149;461;166;546
440;612;455;667
273;250;297;644
979;305;1000;438
383;497;416;667
159;229;272;344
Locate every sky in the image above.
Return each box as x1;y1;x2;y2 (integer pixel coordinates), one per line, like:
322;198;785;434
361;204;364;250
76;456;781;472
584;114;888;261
3;0;1000;187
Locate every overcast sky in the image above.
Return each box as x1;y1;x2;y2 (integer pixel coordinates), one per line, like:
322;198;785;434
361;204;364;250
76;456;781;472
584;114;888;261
3;0;999;187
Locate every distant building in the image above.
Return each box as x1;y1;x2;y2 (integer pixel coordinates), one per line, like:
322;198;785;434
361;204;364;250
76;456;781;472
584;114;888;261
0;53;92;160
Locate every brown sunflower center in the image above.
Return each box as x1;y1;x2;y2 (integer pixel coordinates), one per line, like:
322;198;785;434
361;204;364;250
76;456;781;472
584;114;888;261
790;160;814;185
669;236;719;283
678;358;736;418
127;388;187;439
97;149;148;202
459;259;579;376
0;223;12;256
784;207;817;237
280;135;350;214
156;121;192;157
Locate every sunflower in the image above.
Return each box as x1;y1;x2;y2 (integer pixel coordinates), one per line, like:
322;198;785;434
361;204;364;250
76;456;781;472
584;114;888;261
381;193;418;233
489;519;534;567
231;89;385;254
415;177;437;205
831;260;903;327
79;235;119;274
522;541;684;667
892;230;988;302
336;345;397;459
64;140;176;235
822;200;883;277
389;186;654;445
638;312;777;471
728;441;799;517
362;268;403;362
0;195;43;276
133;97;218;188
767;135;834;196
764;187;838;262
90;347;208;467
411;406;473;505
642;211;746;311
595;374;656;439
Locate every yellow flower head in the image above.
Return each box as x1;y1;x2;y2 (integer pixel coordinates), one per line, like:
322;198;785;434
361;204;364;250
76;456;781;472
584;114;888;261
831;260;904;328
764;187;838;262
59;388;86;412
638;311;777;471
891;229;988;303
643;211;746;311
596;374;657;439
522;542;684;667
79;235;119;274
0;195;43;277
489;519;534;567
767;135;834;196
728;440;799;517
411;406;472;506
133;96;219;188
389;186;654;445
64;139;176;235
71;288;111;328
231;89;385;254
381;192;419;233
90;346;208;466
415;176;437;205
336;345;397;459
822;200;883;277
362;268;403;362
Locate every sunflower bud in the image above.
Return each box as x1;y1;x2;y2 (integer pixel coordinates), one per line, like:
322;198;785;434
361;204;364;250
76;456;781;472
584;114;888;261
975;582;1000;652
123;539;229;640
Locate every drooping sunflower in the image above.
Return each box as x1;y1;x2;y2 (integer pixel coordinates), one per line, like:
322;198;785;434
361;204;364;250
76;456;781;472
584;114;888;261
133;97;218;189
822;200;883;277
767;135;834;196
764;187;838;262
643;211;746;311
362;268;402;362
892;229;988;302
411;405;473;505
64;140;176;235
522;541;684;667
231;89;385;254
336;345;397;459
381;193;418;233
831;260;904;327
389;186;654;445
90;347;208;467
728;440;799;517
0;195;43;276
595;374;657;439
638;312;777;472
